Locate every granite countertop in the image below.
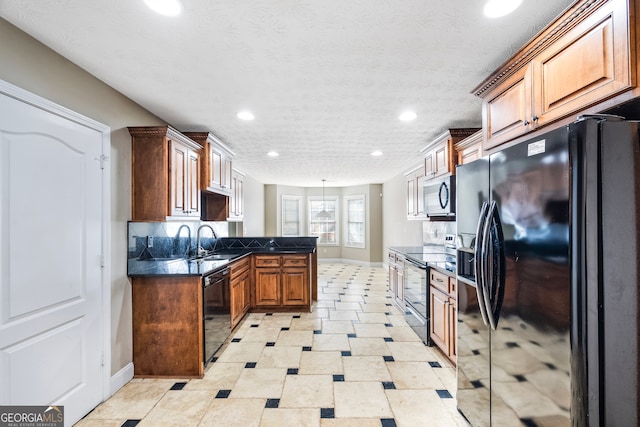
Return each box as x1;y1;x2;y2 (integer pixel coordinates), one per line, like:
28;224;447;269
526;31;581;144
388;245;455;276
128;247;315;278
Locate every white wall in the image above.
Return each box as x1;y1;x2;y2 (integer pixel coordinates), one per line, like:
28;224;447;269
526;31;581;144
381;166;424;261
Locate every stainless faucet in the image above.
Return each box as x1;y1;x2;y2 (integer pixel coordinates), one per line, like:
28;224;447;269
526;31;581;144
174;224;191;257
196;224;217;257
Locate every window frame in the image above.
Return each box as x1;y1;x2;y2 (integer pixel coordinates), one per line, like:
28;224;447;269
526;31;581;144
344;194;366;248
308;195;339;246
281;195;302;237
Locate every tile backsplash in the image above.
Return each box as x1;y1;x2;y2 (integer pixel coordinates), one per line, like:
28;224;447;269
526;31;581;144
422;221;456;245
128;221;226;260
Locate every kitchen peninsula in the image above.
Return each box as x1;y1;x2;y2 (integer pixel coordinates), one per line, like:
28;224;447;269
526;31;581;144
127;235;318;378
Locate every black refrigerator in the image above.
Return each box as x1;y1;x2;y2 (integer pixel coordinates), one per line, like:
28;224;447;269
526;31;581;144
455;116;639;427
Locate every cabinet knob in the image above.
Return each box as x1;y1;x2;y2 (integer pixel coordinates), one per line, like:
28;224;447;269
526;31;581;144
523;120;530;126
532;115;539;123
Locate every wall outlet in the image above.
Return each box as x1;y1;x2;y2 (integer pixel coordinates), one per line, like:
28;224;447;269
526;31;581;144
146;236;154;248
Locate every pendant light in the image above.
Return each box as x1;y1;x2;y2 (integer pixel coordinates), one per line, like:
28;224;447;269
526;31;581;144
316;179;332;219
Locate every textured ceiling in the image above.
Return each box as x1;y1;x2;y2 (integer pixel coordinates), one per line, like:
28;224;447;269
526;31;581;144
0;0;574;187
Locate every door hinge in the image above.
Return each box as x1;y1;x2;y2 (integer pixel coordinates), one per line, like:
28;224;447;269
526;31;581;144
97;154;109;170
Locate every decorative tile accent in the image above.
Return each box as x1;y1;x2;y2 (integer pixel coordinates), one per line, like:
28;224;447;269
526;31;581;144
210;356;219;363
245;362;257;368
341;351;351;357
293;315;301;318
281;327;290;331
287;368;299;375
471;380;483;388
232;338;241;343
302;346;312;352
170;382;186;390
347;333;357;338
428;361;442;368
215;389;231;398
333;375;345;382
313;330;322;334
121;420;140;427
506;342;519;348
265;399;280;408
472;349;480;355
381;418;397;427
266;342;276;347
251;324;260;328
544;362;557;370
384;323;393;327
382;381;396;390
436;389;453;398
266;313;273;316
385;303;392;306
385;312;391;315
384;337;394;342
320;408;335;419
514;374;527;382
383;356;395;362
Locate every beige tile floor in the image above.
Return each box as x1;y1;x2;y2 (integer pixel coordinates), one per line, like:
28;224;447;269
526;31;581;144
76;263;469;427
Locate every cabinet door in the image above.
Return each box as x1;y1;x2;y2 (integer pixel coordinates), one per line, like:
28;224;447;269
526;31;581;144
230;269;250;328
484;64;533;150
210;148;222;188
230;171;244;219
429;286;449;354
433;140;450;177
406;174;416;217
282;267;309;306
222;157;233;189
255;268;281;306
187;148;200;217
457;143;480;165
169;140;188;217
448;297;456;360
424;150;435;178
395;261;405;308
415;171;426;217
534;0;632;128
388;254;397;300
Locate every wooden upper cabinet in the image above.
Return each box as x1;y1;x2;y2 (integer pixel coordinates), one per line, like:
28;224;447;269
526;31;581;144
454;129;483;166
184;132;235;196
129;126;202;221
421;128;480;178
475;0;634;151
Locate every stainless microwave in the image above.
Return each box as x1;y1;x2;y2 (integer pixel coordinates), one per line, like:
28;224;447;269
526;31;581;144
423;175;456;217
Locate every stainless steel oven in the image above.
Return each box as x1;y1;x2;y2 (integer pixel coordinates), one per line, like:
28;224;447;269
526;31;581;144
203;267;230;364
403;258;430;345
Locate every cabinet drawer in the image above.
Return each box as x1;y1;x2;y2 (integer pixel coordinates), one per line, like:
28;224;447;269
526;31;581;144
229;256;250;278
430;269;450;294
255;256;281;267
282;255;308;268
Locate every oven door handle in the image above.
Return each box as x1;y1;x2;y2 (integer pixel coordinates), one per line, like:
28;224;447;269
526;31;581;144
405;257;427;270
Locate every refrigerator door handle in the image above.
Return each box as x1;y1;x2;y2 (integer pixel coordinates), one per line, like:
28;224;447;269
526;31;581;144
484;201;506;331
474;201;491;326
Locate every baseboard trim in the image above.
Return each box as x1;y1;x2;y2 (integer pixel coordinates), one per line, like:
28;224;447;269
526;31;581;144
110;362;134;396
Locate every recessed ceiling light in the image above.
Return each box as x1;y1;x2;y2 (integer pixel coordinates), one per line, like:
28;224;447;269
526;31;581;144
143;0;182;16
398;111;417;122
371;150;383;156
237;111;255;121
267;151;279;157
483;0;522;18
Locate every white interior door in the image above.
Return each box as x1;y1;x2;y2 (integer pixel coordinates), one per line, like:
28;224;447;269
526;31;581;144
0;82;109;426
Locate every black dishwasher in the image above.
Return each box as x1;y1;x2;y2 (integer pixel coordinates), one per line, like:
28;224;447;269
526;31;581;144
203;267;231;364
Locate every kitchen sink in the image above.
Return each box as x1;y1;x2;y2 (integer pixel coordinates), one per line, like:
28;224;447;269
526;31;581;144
203;254;238;260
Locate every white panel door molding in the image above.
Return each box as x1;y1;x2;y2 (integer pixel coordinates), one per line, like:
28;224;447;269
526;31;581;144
0;79;110;427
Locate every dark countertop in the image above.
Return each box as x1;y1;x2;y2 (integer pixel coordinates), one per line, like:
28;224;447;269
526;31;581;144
388;245;456;276
128;247;315;278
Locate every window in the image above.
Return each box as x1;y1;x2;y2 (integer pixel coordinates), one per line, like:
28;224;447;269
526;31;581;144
345;195;365;248
309;196;338;245
282;195;302;236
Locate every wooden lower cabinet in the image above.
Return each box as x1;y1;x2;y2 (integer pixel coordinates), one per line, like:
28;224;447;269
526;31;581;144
230;256;251;328
254;254;311;310
429;269;457;364
255;267;281;306
131;276;203;378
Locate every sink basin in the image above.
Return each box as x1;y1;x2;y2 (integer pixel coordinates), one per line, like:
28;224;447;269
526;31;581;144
204;254;238;260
